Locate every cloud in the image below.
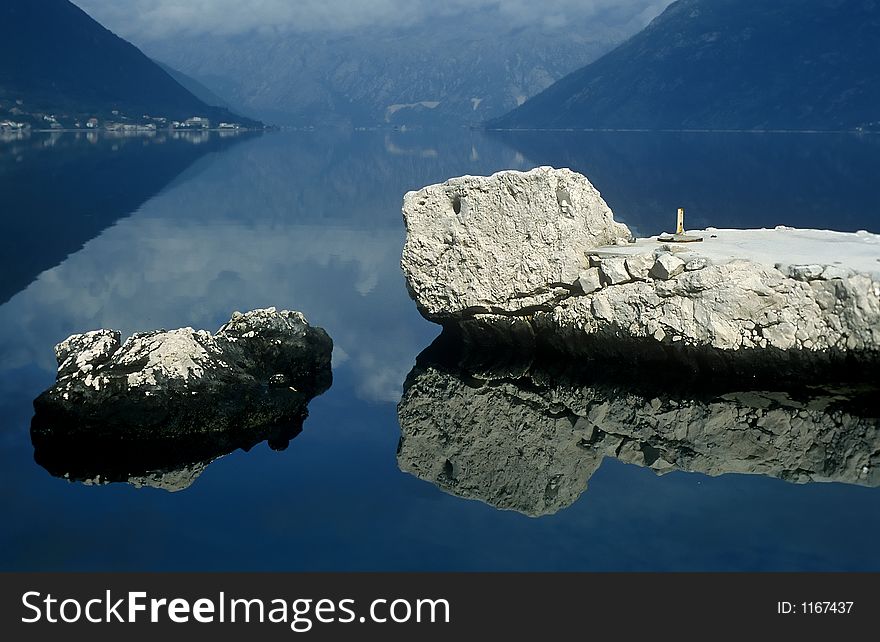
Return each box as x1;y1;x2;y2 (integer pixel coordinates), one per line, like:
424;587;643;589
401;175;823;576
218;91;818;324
0;213;424;403
72;0;672;40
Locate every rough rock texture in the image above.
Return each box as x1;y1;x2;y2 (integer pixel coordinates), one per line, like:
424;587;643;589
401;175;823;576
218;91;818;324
649;253;685;280
76;461;212;492
31;308;332;489
401;167;632;320
397;341;880;516
401;170;880;375
625;253;654;280
545;252;880;354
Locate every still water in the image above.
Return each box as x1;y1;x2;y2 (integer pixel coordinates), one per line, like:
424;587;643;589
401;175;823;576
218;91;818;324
1;128;878;570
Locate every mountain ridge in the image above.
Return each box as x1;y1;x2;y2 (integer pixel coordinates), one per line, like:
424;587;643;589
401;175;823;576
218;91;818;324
0;0;259;127
133;11;650;127
489;0;880;131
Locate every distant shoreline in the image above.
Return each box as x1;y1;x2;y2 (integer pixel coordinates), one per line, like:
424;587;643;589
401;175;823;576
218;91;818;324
5;126;877;137
484;127;880;135
24;127;264;134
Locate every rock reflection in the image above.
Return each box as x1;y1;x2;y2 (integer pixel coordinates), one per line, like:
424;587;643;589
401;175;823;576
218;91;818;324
33;421;304;492
397;335;880;516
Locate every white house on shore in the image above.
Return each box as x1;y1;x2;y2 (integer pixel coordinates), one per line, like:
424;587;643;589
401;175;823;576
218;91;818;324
184;116;210;129
0;119;28;131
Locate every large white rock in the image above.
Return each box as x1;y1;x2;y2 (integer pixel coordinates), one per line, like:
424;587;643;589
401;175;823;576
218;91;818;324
401;167;632;319
599;257;632;284
624;253;654;280
575;268;602;295
401;169;880;371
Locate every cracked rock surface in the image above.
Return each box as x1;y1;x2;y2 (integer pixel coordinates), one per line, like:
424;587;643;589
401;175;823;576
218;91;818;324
401;168;880;373
397;341;880;516
401;166;632;319
31;308;332;489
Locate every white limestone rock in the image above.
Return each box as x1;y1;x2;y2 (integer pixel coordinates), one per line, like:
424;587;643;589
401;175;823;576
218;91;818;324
821;265;854;280
575;268;602;295
401;169;880;371
625;253;655;280
552;261;878;350
401;167;631;319
32;308;333;442
787;264;826;281
685;257;709;271
649;254;686;280
32;308;335;491
599;257;632;285
55;329;120;371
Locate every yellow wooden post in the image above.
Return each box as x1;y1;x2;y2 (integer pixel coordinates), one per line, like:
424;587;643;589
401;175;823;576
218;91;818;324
658;206;702;243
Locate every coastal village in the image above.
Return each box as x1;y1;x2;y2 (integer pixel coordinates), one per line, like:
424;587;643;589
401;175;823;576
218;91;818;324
0;99;246;137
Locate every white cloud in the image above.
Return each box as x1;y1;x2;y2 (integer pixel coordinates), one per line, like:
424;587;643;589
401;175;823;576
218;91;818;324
0;214;427;403
72;0;672;40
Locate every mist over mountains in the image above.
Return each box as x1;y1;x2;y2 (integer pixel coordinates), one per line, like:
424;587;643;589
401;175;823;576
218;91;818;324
74;1;669;126
5;0;875;131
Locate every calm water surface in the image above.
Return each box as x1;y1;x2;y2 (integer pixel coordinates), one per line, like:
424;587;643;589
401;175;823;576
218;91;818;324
1;128;878;570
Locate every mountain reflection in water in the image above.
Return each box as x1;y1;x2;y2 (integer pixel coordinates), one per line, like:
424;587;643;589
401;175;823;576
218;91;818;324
0;129;255;305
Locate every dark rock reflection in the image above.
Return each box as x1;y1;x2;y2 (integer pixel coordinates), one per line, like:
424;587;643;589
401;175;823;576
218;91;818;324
397;334;880;516
32;420;305;492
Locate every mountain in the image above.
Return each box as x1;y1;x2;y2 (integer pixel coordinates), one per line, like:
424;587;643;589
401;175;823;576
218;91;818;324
154;61;233;111
489;129;880;235
0;0;259;127
133;9;653;127
489;0;880;131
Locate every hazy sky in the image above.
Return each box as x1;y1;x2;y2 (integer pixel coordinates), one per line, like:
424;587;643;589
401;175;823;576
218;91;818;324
73;0;673;40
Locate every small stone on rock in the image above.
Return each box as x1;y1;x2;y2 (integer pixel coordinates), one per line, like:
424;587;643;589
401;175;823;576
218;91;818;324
788;264;825;281
599;257;632;285
625;254;655;281
575;268;602;295
685;257;709;271
649;254;686;280
820;265;852;280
